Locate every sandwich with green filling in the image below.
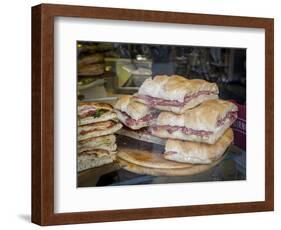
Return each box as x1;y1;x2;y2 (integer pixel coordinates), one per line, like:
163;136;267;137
77;102;122;171
78;101;118;126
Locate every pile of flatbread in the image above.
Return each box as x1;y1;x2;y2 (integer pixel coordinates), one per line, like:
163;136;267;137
115;75;238;165
77;102;122;172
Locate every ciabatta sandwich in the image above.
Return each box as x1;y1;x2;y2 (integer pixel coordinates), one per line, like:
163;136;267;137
164;128;233;164
78;149;116;172
78;134;117;154
133;75;219;114
78;101;117;126
78;120;122;141
151;99;238;144
114;95;159;130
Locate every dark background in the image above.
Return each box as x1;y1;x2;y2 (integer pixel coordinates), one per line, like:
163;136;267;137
78;42;246;104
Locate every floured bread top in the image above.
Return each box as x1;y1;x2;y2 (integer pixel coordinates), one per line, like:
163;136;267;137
156;99;238;131
114;95;152;120
138;75;218;102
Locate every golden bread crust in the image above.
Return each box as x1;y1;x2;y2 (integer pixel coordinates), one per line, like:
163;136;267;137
157;99;238;131
78;101;113;110
114;95;151;120
138;75;218;102
164;128;233;164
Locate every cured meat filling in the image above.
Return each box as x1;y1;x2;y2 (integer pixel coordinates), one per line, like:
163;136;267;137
151;125;213;137
216;111;238;126
134;90;217;107
152;111;237;137
78;108;108;118
117;110;159;126
79;121;115;135
79;109;96;118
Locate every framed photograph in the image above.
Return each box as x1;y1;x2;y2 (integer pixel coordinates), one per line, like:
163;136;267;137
32;4;274;225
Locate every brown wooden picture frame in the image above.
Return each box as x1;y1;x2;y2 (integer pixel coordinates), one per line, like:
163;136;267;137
32;3;274;226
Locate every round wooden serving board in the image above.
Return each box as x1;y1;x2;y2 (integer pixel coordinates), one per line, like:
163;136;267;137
117;147;227;176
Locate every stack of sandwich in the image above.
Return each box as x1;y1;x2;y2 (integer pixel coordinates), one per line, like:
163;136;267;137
78;53;105;76
77;102;122;172
117;75;238;165
114;95;164;145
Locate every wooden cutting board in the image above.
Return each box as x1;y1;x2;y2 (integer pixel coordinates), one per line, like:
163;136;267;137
117;147;227;176
118;148;193;169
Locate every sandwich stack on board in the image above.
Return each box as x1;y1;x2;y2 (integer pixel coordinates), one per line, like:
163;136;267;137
116;75;238;167
77;102;122;172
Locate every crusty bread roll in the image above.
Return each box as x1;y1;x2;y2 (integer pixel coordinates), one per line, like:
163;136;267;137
164;128;233;164
151;99;238;144
114;95;151;120
114;95;159;130
134;75;219;113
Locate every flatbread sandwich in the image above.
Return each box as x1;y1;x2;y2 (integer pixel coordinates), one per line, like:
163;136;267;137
133;75;219;114
78;149;116;172
114;95;159;130
78;101;118;126
164;128;234;164
78;134;117;154
151;99;238;144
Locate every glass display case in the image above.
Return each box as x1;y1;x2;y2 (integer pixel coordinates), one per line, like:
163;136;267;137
77;41;246;187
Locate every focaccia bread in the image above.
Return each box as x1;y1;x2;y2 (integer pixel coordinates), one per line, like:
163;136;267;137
78;63;104;76
78;113;117;126
133;75;219;114
78;101;117;125
78;134;117;154
114;95;159;130
164;128;233;164
151;99;238;144
78;121;122;141
78;149;116;172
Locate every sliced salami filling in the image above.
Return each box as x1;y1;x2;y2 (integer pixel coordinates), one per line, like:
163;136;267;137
79;109;96;118
151;125;214;137
79;121;115;135
216;111;238;126
134;90;217;107
151;111;238;137
117;110;159;127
